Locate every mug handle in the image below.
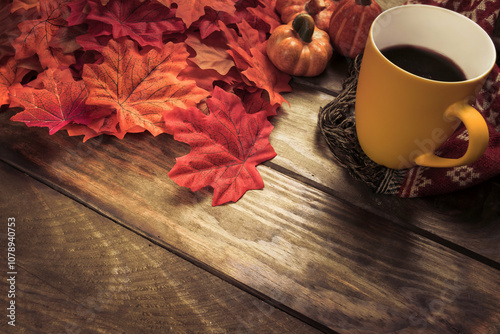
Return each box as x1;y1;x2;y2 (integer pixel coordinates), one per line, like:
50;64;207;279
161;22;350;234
414;101;489;168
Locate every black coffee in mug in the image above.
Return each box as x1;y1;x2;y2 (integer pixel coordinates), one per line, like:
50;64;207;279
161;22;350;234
381;44;467;82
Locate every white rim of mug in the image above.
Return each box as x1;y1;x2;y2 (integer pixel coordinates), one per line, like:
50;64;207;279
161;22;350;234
370;4;497;84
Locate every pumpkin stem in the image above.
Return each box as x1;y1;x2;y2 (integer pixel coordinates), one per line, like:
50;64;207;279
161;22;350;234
355;0;373;5
292;14;315;43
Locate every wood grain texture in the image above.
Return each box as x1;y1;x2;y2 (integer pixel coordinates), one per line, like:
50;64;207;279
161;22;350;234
0;162;320;334
289;0;500;263
1;112;499;333
270;84;500;263
1;2;498;330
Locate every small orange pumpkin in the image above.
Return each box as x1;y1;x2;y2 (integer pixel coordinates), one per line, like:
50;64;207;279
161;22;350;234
328;0;382;58
267;14;333;77
276;0;338;31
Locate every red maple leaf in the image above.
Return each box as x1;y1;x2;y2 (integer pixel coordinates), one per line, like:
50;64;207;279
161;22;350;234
85;0;184;49
164;86;277;206
174;0;236;28
12;0;74;69
9;69;102;134
219;21;291;107
82;38;210;136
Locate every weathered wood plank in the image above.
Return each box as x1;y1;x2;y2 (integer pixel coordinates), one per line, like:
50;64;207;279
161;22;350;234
0;162;322;334
1;112;499;333
270;84;500;263
285;0;500;262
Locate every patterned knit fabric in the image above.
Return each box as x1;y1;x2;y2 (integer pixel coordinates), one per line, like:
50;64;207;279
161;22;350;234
395;0;500;197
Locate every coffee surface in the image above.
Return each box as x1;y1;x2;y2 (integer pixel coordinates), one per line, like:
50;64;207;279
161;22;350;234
381;45;466;82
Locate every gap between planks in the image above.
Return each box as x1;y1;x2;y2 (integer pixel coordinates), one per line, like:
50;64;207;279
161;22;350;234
1;115;498;332
1;83;498;272
263;160;500;272
0;158;339;334
2;148;499;334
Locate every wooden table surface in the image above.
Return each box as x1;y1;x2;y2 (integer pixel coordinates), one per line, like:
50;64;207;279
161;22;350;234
1;2;500;333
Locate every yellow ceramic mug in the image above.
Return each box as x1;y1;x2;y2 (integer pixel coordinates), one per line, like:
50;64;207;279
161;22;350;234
355;4;496;169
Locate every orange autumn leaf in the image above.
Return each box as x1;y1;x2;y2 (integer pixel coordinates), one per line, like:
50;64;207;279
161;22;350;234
185;33;235;76
241;48;291;106
82;39;210;136
0;58;31;106
174;0;236;28
12;0;74;69
63;111;146;141
11;0;40;13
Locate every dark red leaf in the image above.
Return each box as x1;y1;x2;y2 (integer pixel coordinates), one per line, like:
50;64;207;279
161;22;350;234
67;0;90;26
76;34;112;53
237;89;279;116
50;24;88;54
194;7;240;39
234;0;278;35
218;20;267;69
85;0;185;49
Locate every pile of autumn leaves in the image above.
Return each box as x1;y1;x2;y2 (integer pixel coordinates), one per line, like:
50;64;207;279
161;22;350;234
0;0;293;205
